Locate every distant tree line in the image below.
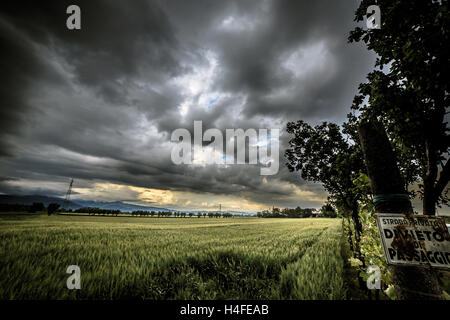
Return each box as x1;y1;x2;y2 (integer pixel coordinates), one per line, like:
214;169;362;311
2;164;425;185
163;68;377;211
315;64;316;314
130;210;233;218
256;205;337;218
131;210;169;217
74;207;121;216
0;203;34;212
0;202;60;215
0;202;237;218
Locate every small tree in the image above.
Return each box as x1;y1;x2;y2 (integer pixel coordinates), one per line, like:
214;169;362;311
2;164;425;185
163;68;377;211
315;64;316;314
286;120;366;261
47;203;60;216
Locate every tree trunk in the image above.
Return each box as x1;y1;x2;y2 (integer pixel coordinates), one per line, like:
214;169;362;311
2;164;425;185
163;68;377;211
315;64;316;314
423;188;436;215
358;120;444;300
351;203;364;262
423;140;438;215
345;216;355;253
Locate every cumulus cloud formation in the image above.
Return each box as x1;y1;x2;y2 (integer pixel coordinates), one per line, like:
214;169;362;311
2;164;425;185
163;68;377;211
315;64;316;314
0;0;375;211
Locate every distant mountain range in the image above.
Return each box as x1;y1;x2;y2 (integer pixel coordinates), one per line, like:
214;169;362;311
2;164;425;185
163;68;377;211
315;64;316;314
0;194;171;212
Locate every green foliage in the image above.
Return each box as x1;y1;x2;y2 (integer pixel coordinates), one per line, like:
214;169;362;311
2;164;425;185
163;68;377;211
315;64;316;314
285;120;366;250
47;203;60;216
349;0;450;213
257;207;316;218
351;173;392;294
320;203;337;218
358;210;392;289
285;121;365;208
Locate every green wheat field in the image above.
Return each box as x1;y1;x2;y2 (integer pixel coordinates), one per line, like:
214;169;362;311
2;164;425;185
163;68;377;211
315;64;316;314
0;214;346;299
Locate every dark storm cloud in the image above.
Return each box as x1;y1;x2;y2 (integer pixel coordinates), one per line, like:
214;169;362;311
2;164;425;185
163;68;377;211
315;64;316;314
0;0;182;137
0;0;375;209
211;0;375;121
0;14;66;155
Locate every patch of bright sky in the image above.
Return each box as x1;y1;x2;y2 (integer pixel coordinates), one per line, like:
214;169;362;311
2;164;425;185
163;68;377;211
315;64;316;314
218;0;270;33
219;15;259;32
207;95;220;110
173;50;221;117
192;145;227;167
21;144;121;168
281;40;337;81
250;132;278;148
125;115;165;147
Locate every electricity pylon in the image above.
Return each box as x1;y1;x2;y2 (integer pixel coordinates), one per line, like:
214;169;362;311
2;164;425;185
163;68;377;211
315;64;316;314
63;179;74;210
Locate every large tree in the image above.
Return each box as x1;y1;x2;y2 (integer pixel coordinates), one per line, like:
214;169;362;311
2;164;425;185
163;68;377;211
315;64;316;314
349;0;450;215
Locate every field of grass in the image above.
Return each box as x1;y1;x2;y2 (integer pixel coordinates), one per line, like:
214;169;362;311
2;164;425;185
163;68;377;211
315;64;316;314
0;214;345;300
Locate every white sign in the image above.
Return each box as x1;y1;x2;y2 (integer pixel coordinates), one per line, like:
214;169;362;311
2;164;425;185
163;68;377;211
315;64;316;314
375;213;450;270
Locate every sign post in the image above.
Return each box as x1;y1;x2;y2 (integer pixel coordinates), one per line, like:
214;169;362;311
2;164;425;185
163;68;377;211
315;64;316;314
376;213;450;270
359;120;444;299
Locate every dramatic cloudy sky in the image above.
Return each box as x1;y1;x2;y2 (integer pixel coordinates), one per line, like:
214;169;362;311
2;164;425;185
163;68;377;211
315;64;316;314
0;0;379;212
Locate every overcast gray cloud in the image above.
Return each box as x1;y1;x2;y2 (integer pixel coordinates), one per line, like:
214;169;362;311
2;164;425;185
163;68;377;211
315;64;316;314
0;0;376;211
